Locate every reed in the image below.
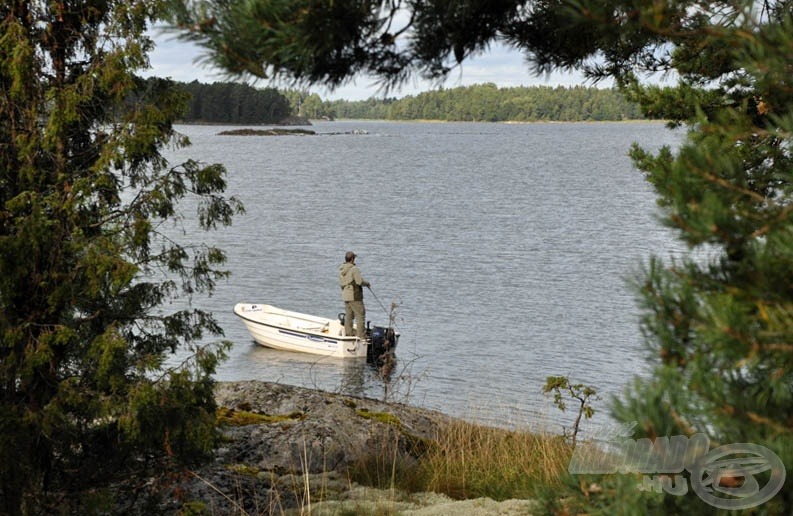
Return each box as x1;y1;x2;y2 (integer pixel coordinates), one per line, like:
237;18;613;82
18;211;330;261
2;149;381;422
349;417;573;502
419;419;572;500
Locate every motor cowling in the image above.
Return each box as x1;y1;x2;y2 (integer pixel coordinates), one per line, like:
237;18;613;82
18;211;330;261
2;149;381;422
367;325;397;363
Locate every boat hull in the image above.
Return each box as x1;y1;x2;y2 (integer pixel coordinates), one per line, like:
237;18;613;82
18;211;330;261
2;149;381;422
234;303;367;358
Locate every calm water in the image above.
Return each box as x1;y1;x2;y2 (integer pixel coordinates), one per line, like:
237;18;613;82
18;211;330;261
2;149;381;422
162;120;684;430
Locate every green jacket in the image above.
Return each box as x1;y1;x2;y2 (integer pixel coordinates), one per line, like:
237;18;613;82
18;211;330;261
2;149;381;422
339;262;368;302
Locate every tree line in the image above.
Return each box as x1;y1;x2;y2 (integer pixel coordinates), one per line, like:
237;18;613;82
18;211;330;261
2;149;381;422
320;83;645;121
175;80;293;124
168;80;643;123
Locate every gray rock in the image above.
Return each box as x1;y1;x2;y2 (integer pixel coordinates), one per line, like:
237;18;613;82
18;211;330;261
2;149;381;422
166;381;449;513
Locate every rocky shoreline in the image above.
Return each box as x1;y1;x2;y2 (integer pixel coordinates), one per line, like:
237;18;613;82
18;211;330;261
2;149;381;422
142;381;538;515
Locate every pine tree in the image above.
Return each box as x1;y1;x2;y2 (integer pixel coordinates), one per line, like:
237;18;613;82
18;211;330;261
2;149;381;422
535;2;793;512
0;1;243;512
608;5;793;511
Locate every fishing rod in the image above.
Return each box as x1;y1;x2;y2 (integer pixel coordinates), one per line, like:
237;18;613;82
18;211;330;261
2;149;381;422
366;285;390;317
367;286;400;333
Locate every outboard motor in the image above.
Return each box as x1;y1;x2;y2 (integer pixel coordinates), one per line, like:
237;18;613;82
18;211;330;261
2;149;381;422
367;325;398;363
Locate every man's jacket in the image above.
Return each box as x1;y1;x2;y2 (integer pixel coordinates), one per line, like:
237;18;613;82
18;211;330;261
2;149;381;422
339;262;365;302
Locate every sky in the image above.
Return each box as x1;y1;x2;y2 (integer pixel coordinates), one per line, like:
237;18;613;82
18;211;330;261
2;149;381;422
145;31;610;101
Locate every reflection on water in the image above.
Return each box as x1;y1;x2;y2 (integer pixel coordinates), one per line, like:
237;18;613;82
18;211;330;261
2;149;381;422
239;341;402;402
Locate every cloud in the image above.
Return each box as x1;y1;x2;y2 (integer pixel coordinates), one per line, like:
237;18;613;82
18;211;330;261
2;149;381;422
142;32;227;83
143;33;603;101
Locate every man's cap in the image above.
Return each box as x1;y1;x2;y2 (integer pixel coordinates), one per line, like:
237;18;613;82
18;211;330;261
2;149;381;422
345;251;356;261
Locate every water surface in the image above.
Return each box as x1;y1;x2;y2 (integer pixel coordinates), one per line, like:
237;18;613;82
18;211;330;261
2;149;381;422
162;120;684;430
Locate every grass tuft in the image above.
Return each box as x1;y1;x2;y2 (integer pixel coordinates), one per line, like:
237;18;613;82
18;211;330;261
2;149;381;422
348;417;573;502
421;419;572;500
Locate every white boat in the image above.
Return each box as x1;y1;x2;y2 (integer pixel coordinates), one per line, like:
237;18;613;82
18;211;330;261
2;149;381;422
233;303;397;360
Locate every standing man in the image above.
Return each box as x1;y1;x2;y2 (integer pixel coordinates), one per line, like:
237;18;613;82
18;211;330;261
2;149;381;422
339;251;370;338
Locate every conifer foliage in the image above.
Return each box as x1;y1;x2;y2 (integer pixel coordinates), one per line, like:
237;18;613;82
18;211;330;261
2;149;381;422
0;1;242;512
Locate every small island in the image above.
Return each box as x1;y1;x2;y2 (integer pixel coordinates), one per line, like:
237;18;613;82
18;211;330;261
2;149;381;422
217;128;316;136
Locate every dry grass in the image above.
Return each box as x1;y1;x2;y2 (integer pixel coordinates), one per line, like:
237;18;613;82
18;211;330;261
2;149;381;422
349;417;573;502
203;401;575;513
187;415;573;514
419;419;573;500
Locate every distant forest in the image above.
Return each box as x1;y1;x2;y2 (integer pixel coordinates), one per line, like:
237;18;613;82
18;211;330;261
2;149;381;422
175;80;293;124
170;80;644;124
317;84;645;122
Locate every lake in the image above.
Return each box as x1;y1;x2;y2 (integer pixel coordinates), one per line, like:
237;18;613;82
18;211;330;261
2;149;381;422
161;120;685;431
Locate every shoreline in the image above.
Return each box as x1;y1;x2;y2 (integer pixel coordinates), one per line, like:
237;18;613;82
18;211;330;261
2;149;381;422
176;118;666;126
322;118;663;124
156;380;552;514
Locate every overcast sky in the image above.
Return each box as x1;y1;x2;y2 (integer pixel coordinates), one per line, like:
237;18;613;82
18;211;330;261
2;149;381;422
145;32;609;101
